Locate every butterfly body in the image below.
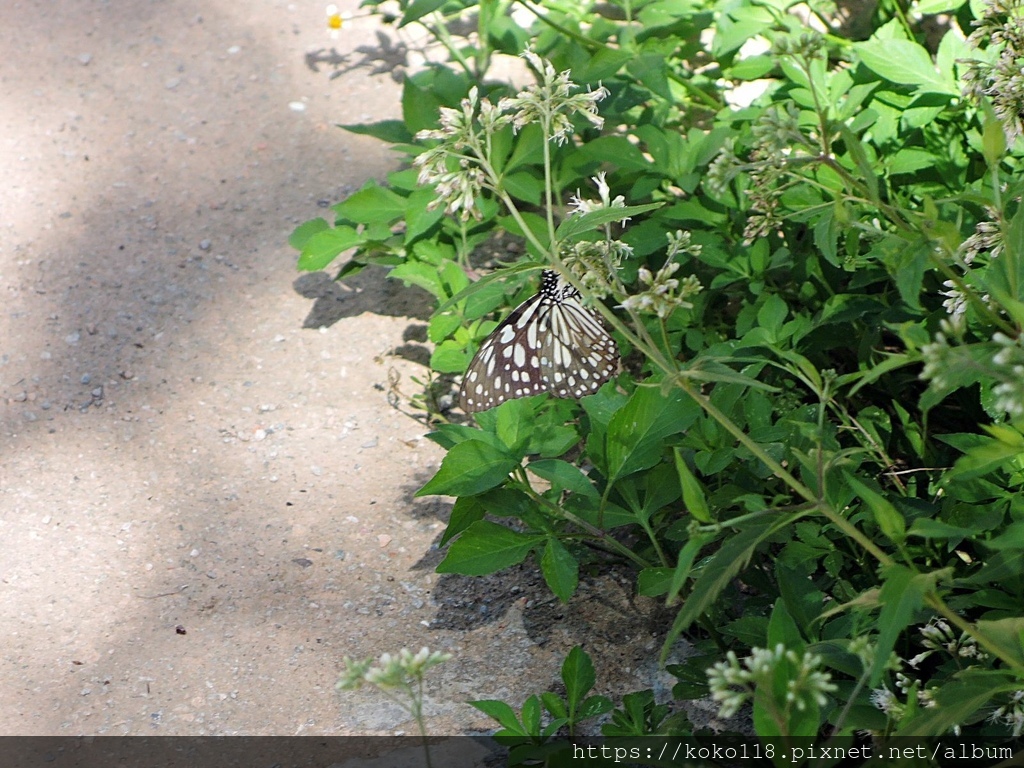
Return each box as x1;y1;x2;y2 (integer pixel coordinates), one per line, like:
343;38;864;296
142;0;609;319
459;270;619;413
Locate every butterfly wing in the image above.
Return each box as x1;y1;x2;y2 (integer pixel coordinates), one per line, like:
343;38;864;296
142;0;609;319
459;292;550;413
459;271;619;414
538;297;619;400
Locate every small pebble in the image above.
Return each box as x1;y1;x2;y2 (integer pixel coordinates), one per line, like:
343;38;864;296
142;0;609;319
292;558;313;568
253;429;267;441
165;77;181;89
310;465;323;477
78;53;92;65
81;374;92;384
66;332;80;344
199;239;211;251
377;535;392;548
288;101;307;112
91;387;103;399
361;437;378;449
227;45;241;54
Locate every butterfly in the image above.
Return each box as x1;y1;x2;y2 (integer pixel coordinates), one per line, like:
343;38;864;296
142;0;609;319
459;270;619;413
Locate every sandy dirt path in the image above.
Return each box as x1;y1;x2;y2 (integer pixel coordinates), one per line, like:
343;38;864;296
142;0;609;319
1;0;671;737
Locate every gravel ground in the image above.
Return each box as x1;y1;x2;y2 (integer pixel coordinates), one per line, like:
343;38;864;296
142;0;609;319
1;0;677;738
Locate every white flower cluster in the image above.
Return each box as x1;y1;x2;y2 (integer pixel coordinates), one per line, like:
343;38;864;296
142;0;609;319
619;231;703;319
706;644;837;720
338;646;452;692
413;51;608;221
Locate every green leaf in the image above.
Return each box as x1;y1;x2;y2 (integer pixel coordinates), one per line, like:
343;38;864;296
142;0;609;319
846;475;906;544
767;599;803;649
974;617;1024;665
521;695;541;735
295;226;363;271
913;0;967;14
439;496;485;546
335;183;406;224
721;616;769;646
470;699;527;734
555;203;663;241
340;119;413;144
666;534;712;607
673;449;711;523
776;563;825;641
494;398;537;457
837;124;879;202
404;188;445;243
870;565;931;685
527;459;599;499
562;647;597;714
575;136;652;172
416;439;519;497
894;670;1009;737
606;385;699;483
983;112;1008;168
662;522;785;660
541;537;579;602
637;567;674;597
391;261;444;299
401;76;444;136
890;239;931;312
906;517;977;541
289;217;330;250
430;339;470;374
399;0;448;27
757;294;788;336
855;38;959;95
577;695;614;720
436;520;543;575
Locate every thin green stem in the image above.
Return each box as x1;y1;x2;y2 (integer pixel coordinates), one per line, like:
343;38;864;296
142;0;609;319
514;469;653;568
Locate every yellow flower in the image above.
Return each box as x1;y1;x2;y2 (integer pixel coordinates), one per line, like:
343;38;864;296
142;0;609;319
326;4;342;29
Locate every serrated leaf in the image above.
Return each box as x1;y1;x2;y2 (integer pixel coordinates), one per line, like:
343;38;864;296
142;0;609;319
847;475;906;544
470;699;527;733
399;0;448;26
673;449;711;523
527;459;599;499
416;439;519;497
289;217;330;250
974;617;1024;666
296;226;363;271
541;537;579;602
662;521;788;662
562;646;596;712
638;567;674;597
870;565;930;685
340;119;413;144
335;183;406;224
430;339;470;374
894;671;1008;737
436;520;543;575
855;38;959;96
606;385;699;483
555;203;663;241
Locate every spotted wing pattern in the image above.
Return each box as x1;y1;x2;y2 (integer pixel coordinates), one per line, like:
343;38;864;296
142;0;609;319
459;270;619;413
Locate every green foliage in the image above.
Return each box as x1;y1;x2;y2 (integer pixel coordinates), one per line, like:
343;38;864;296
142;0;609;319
297;0;1024;746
